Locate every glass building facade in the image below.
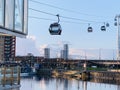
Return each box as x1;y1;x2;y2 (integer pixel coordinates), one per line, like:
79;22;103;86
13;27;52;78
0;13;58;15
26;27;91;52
0;0;4;26
0;0;28;37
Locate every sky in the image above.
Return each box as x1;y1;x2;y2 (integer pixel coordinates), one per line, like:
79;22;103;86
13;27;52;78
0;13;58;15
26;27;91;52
16;0;120;59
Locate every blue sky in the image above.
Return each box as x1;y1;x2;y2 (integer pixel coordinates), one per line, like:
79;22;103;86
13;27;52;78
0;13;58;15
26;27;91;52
17;0;120;59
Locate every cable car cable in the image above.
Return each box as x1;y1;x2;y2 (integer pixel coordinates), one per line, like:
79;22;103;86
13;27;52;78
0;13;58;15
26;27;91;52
29;0;112;19
29;16;110;33
29;16;88;24
29;8;106;23
29;8;56;16
60;15;103;23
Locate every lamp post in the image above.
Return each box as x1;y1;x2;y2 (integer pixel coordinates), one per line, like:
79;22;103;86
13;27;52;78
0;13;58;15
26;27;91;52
84;50;87;71
99;48;101;60
113;49;115;60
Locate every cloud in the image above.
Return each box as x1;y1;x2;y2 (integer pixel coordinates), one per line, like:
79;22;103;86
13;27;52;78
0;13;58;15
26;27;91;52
16;35;40;56
69;48;91;59
39;44;49;49
38;44;49;56
16;36;116;60
27;35;36;41
69;48;116;60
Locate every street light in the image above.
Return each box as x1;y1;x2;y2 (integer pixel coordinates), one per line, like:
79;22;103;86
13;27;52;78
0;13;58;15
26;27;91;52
99;48;101;60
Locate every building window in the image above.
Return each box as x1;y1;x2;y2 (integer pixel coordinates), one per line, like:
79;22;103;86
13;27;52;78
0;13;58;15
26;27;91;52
15;0;23;32
0;0;4;26
23;0;28;34
0;0;28;37
5;0;14;30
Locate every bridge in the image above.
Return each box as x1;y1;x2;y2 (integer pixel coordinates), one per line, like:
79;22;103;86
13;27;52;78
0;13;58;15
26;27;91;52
36;58;120;69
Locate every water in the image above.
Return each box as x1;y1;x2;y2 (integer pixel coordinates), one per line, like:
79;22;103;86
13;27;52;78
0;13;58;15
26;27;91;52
17;76;120;90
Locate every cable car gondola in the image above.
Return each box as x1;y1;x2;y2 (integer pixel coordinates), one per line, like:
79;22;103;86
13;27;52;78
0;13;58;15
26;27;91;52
101;26;106;31
87;24;93;32
49;22;62;35
114;22;117;26
49;14;62;35
88;27;93;32
106;23;110;27
101;22;107;31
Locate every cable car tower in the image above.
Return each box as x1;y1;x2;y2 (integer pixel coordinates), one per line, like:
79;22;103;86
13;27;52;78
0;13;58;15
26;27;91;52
49;14;62;35
114;15;120;60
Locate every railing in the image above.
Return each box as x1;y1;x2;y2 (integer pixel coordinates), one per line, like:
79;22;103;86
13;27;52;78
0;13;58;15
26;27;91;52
0;64;20;88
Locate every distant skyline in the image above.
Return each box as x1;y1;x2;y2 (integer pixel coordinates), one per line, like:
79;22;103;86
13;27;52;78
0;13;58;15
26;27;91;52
17;0;120;59
16;36;116;60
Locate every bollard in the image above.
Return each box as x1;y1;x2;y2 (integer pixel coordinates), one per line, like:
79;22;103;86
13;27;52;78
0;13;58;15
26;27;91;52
3;66;6;87
81;71;90;81
82;72;87;81
17;66;21;85
11;67;14;86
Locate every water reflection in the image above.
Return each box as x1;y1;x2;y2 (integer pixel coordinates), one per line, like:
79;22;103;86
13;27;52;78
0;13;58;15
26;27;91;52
8;76;120;90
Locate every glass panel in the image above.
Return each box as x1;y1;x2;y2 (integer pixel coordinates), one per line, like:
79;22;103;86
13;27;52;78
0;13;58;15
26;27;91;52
52;26;59;31
0;0;4;26
5;0;14;30
15;0;23;32
24;0;28;34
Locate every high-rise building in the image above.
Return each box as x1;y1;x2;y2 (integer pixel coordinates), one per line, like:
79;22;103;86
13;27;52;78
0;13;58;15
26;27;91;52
61;44;69;60
44;48;50;59
64;44;69;60
61;50;65;59
0;35;16;61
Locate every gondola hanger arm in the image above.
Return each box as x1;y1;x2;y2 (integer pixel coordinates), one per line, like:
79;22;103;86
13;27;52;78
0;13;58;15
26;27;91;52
56;14;60;23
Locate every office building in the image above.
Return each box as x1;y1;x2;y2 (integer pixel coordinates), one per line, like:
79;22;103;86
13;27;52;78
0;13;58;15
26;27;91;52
61;50;65;59
44;48;50;59
61;44;69;60
64;44;69;59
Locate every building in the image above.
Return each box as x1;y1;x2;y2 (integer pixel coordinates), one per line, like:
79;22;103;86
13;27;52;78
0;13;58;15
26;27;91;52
61;44;69;60
64;44;69;59
15;55;44;66
0;35;16;61
60;50;65;59
0;0;28;37
44;48;50;59
0;0;28;89
60;50;64;59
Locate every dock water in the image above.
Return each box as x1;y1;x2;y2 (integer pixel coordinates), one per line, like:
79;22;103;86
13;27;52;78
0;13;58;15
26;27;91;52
36;69;120;82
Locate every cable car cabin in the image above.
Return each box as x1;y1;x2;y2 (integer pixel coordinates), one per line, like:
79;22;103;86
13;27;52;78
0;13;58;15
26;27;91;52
106;23;110;27
88;27;93;32
49;23;62;35
114;22;117;26
101;26;106;31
